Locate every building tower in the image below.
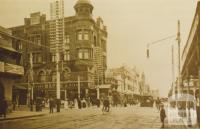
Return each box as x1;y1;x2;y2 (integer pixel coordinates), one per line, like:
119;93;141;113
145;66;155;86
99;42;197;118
50;0;64;101
74;0;93;17
50;0;65;53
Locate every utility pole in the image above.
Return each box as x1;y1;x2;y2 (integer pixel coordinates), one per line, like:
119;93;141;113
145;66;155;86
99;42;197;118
78;75;80;99
56;52;61;100
56;51;61;112
177;20;181;96
97;74;100;100
29;52;34;111
172;45;175;97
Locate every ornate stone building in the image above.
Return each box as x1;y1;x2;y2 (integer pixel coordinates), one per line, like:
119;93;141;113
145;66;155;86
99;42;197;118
10;0;107;102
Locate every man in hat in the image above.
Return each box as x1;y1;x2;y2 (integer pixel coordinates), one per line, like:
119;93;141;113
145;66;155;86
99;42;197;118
160;104;166;128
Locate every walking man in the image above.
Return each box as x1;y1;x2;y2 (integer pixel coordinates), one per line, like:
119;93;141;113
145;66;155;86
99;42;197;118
160;104;166;128
49;97;54;113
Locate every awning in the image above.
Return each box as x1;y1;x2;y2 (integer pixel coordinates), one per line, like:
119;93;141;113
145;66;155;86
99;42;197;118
13;85;27;90
0;44;18;53
99;84;111;89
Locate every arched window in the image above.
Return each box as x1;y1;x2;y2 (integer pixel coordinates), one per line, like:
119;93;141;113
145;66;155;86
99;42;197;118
94;36;97;46
62;70;69;81
38;71;45;82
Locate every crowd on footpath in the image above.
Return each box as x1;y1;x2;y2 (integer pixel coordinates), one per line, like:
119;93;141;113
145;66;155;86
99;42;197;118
46;95;138;113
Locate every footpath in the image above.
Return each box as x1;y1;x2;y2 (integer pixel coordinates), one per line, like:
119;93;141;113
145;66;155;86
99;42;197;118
0;105;100;122
0;105;50;121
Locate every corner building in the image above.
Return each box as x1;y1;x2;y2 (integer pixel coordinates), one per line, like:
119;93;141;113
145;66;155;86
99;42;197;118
10;0;107;102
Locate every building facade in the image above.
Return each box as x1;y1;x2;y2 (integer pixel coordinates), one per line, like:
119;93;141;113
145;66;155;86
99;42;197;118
105;65;140;103
10;0;107;102
0;26;24;109
181;1;200;98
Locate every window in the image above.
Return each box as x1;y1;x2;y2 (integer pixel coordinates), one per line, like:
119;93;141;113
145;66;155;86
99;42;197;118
79;51;83;59
83;31;89;40
77;30;89;40
64;51;70;61
94;36;97;46
51;72;57;82
62;71;69;81
77;31;82;40
78;49;89;59
65;35;70;43
19;43;23;50
37;54;42;63
52;54;56;62
32;53;37;63
38;71;45;82
84;51;89;59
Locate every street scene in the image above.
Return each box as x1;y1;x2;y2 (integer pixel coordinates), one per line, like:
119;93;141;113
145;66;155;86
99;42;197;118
1;0;200;129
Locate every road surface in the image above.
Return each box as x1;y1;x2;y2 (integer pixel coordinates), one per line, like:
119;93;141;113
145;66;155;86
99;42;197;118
0;106;188;129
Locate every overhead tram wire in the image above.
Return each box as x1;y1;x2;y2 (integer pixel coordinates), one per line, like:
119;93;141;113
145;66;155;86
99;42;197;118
147;35;176;47
146;35;176;58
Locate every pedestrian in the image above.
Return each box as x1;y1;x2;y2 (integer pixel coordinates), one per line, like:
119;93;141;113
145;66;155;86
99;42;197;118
160;104;166;128
13;99;16;111
77;98;82;109
156;97;161;111
102;96;110;112
0;97;8;118
82;98;86;108
49;97;54;113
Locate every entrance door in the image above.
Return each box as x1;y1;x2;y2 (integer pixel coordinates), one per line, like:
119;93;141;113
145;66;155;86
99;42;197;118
0;83;4;100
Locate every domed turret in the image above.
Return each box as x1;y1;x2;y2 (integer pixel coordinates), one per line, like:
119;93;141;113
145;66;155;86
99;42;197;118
74;0;93;17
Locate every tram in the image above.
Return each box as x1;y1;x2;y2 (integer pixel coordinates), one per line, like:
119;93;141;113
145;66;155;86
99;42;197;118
168;94;197;126
140;95;154;107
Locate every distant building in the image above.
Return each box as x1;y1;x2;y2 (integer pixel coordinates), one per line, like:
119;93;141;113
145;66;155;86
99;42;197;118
0;26;24;109
139;72;151;96
150;89;159;100
9;0;107;102
105;65;140;100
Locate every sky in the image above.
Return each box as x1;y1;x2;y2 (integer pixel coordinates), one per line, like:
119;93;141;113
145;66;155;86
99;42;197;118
0;0;198;97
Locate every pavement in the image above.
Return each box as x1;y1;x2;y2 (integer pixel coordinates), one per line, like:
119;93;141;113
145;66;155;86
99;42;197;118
0;105;68;121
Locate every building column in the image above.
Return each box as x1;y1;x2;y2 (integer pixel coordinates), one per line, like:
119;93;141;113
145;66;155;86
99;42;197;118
198;66;200;106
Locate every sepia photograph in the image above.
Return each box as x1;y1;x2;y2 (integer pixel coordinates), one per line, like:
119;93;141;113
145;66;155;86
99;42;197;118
0;0;200;128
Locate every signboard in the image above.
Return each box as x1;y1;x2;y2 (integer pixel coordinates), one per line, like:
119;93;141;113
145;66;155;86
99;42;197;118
0;61;4;72
4;63;24;75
